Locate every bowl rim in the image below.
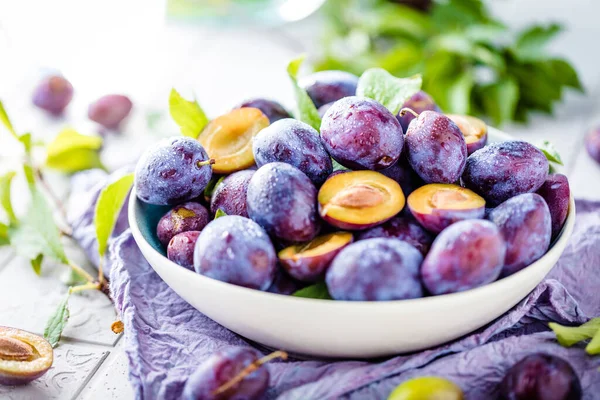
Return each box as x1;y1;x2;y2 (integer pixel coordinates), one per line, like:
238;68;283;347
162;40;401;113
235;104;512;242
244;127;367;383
128;128;576;309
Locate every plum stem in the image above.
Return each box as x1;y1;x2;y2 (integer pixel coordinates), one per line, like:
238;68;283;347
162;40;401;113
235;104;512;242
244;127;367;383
97;259;105;287
212;351;288;396
36;169;69;223
67;260;95;284
197;159;216;168
399;107;420;118
69;281;100;294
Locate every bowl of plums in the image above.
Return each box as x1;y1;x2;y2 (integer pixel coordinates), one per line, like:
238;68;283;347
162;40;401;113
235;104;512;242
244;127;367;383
129;68;574;358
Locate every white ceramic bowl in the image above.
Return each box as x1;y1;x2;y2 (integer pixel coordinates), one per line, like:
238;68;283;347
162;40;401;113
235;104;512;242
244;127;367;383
129;127;575;358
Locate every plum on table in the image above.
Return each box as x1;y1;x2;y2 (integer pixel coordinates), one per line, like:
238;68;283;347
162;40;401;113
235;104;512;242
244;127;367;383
585;126;600;164
32;75;73;115
235;98;290;123
88;94;133;129
0;327;53;386
299;70;359;109
396;91;441;133
156;202;209;248
357;216;432;256
210;170;255;218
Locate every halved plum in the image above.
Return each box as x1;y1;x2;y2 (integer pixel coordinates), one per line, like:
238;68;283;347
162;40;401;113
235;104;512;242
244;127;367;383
447;114;488;155
407;183;485;233
318;171;405;230
0;327;53;385
278;232;353;282
198;108;269;174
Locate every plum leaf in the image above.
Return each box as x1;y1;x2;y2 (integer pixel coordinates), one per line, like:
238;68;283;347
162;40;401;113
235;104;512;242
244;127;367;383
44;291;71;348
0;100;18;139
549;317;600;347
94;173;134;258
287;55;322;132
331;158;349;172
479;77;519;126
357;68;422;115
45;128;104;173
512;23;562;62
214;209;227;219
31;254;43;276
586;327;600;355
203;176;225;200
293;282;332;300
537;140;563;166
169;88;209;138
0;222;9;246
0;171;17;225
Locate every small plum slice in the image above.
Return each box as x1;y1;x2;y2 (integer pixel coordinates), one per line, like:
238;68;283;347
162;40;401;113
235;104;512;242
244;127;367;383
421;220;506;295
407;184;485;233
536;173;570;239
0;327;53;386
278;232;353;282
447;114;488;155
198;108;269;174
318;171;405;230
357;216;432;256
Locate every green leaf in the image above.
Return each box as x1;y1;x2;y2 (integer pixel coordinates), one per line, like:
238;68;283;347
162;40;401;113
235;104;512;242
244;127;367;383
586;327;600;355
358;3;432;40
19;133;32;154
94;173;135;258
0;222;9;246
293;282;332;300
9;188;68;264
356;68;422;115
214;209;227;219
537;140;563;166
479;77;519;126
0;100;18;138
0;171;17;225
512;23;562;62
22;164;36;190
331;159;349;172
287;55;323;132
548;59;584;92
31;254;43;276
442;70;474;115
549;318;600;347
44;291;71;348
45;128;104;173
169;88;209;138
203;176;224;201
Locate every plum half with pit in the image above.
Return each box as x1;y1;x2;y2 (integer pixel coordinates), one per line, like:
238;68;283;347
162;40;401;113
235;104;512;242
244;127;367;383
321;96;404;170
198;108;269;174
404;110;467;184
489;193;552;277
210;170;254;218
499;353;582;400
135;136;213;205
278;232;353;282
253;119;332;186
194;216;277;290
462;141;549;206
235;98;290;123
247;162;320;243
32;75;73;115
396;91;441;133
326;238;423;301
407;184;485;233
318;171;405;230
0;327;53;385
156;202;209;248
421;220;506;295
299;70;359;109
447;114;487;155
167;231;200;270
388;376;464;400
536;173;570;239
357;216;432;256
88;94;133;129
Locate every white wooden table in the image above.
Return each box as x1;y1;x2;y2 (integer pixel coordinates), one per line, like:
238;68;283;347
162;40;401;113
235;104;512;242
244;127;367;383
0;1;599;398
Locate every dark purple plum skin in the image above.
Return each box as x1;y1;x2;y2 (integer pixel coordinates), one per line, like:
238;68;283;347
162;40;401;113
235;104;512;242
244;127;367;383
156;202;209;248
489;193;551;277
357;216;432;256
299;70;359;109
499;353;582;400
194;216;276;290
266;268;307;295
135;136;213;205
32;75;73;115
247;162;320;243
167;231;200;270
536;173;570;239
321;96;404;170
396;91;441;133
253;119;333;186
236;98;290;123
326;238;423;301
421;220;506;295
210;170;255;217
462;141;549;206
405;111;467;184
182;347;269;400
585;127;600;164
88;94;133;129
380;160;425;197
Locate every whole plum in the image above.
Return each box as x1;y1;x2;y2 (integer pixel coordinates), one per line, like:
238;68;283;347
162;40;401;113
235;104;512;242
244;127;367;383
32;75;73;115
380;160;425;197
210;170;255;217
247;162;320;243
167;231;200;270
404;111;467;184
462;141;549;206
326;238;423;301
88;94;133;129
357;216;432;256
235;98;290;123
421;220;506;295
253;119;333;186
194;216;276;290
396;91;441;133
321;96;404;170
585;126;600;164
299;70;358;109
156;202;209;248
499;353;582;400
135;137;213;205
536;173;570;239
489;193;551;277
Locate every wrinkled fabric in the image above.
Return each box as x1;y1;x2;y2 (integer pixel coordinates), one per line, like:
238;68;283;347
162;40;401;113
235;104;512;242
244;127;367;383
69;172;600;399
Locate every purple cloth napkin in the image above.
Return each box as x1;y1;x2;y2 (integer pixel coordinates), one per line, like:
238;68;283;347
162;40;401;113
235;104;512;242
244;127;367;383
69;171;600;399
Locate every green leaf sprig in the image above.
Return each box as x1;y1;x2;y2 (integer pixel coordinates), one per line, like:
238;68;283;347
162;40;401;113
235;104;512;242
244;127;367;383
169;88;209;138
549;317;600;355
287;55;323;131
293;282;332;300
356;68;422;114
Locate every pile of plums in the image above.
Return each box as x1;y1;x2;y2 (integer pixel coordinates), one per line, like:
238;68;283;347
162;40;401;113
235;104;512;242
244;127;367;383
135;70;571;301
